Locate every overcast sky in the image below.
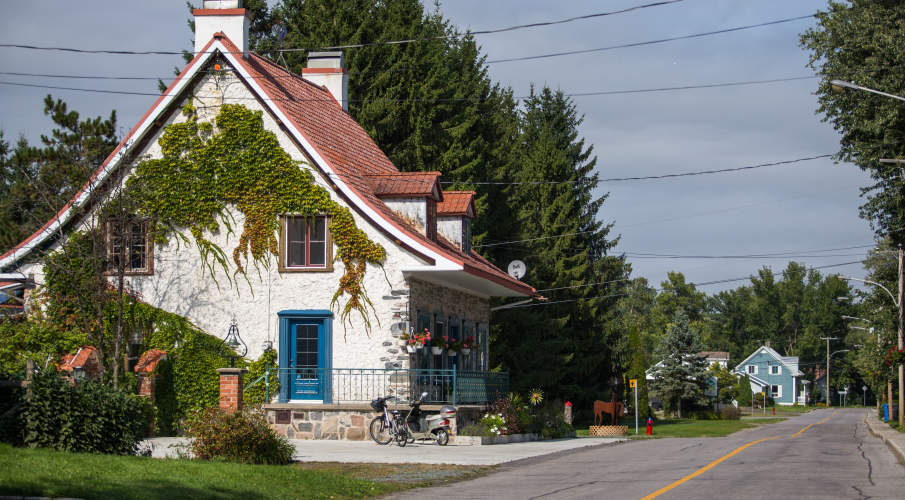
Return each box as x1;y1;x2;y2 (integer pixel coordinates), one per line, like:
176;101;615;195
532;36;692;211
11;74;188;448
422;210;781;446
0;0;878;293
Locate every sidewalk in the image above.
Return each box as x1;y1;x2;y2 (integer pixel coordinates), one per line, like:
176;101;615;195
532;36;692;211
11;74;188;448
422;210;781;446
864;410;905;464
141;436;625;465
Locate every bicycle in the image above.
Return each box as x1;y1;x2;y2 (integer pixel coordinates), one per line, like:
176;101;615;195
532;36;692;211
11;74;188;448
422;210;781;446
369;395;409;446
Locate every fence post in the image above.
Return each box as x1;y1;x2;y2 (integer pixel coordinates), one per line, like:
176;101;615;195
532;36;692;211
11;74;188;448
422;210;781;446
452;369;457;406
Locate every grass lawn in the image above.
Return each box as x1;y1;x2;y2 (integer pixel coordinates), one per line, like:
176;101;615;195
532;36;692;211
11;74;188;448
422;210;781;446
0;443;427;500
576;417;786;439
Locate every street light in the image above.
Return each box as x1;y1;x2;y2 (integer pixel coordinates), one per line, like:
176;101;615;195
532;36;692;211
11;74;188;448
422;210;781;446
840;272;904;427
830;79;905;103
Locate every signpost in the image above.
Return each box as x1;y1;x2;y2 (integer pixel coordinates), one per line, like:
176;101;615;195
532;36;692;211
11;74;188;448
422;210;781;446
630;378;638;435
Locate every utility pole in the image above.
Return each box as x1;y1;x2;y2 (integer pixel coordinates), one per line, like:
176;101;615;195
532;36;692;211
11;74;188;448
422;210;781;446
898;245;903;426
821;337;837;407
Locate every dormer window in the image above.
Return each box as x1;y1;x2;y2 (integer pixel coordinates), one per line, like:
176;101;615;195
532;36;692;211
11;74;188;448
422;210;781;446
280;215;332;271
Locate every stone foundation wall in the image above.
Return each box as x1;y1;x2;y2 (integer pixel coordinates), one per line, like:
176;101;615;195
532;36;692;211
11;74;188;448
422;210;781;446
264;403;483;440
267;406;374;440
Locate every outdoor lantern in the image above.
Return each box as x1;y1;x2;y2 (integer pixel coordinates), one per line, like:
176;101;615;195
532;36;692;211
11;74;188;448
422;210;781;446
222;319;248;367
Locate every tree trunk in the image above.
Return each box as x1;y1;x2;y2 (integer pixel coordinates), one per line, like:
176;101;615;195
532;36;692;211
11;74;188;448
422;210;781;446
677;398;682;419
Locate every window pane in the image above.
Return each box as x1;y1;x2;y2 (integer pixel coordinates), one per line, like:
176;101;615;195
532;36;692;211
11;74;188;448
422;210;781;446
287;217;307;267
310;217;326;242
309;241;326;266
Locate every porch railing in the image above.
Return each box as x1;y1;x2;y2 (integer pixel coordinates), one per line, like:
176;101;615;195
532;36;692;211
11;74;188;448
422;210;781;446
249;367;508;405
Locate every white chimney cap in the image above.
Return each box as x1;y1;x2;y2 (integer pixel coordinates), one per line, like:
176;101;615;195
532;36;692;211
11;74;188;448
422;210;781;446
203;0;242;9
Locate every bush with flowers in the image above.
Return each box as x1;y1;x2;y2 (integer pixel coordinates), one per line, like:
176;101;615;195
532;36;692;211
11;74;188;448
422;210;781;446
883;348;905;368
480;413;507;435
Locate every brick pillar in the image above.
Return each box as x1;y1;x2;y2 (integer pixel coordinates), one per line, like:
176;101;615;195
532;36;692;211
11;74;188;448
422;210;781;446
138;373;155;400
217;368;247;413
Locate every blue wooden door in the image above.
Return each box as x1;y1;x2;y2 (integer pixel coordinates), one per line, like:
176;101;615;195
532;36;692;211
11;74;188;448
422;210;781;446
290;320;325;400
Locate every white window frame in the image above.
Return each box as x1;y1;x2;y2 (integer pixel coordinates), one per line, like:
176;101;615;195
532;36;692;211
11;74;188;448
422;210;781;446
747;365;758;375
771;384;782;398
770;365;781;375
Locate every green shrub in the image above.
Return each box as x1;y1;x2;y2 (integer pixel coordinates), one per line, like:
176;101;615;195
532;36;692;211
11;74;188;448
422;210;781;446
720;406;741;420
491;394;523;434
688;410;721;420
184;406;294;465
480;413;507;435
20;371;153;454
458;422;493;436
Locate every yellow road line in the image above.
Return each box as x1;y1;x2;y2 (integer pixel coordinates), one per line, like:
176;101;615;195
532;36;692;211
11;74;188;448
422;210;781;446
641;411;837;499
640;436;779;500
792;411;835;437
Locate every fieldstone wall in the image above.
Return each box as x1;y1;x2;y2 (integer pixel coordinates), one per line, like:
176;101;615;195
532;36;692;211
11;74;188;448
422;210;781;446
407;278;489;326
266;405;374;440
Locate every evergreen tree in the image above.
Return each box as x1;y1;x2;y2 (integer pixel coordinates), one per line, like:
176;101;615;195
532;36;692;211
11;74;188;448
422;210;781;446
650;311;710;418
492;86;628;408
0;96;118;253
735;374;753;408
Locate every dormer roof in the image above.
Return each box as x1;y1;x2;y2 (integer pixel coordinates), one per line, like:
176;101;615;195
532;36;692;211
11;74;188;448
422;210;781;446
366;172;443;201
437;191;476;218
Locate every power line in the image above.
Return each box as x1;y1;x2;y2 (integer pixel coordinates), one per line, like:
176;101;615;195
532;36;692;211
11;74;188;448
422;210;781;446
504;260;865;308
0;1;683;56
0;74;820;102
486;14;814;64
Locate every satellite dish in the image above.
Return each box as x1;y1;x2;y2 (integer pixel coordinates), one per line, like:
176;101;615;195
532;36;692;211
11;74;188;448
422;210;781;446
507;260;526;280
273;24;287;42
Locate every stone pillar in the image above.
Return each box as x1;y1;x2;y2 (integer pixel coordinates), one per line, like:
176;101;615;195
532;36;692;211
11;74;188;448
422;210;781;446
217;368;247;413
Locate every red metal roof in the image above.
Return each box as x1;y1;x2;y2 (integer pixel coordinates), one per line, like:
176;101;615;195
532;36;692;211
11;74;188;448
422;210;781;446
437;191;475;217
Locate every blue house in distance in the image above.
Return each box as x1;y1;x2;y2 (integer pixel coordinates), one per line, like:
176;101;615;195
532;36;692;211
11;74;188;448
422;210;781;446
733;342;805;406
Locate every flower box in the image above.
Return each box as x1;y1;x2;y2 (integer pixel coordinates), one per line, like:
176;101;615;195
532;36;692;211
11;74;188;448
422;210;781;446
431;346;443;355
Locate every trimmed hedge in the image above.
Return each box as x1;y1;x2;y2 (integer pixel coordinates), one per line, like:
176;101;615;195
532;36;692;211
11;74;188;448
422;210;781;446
20;371;153;454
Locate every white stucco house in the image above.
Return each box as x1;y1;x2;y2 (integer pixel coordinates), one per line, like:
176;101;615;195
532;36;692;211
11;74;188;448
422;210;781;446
0;1;534;438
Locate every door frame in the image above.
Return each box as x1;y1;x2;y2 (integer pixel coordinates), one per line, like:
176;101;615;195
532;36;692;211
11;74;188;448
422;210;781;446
277;310;333;403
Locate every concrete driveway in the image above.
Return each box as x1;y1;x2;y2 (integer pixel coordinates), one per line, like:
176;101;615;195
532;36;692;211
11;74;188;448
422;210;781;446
141;435;625;465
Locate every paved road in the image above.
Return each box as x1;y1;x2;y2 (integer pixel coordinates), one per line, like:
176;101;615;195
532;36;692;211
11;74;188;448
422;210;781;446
386;409;905;499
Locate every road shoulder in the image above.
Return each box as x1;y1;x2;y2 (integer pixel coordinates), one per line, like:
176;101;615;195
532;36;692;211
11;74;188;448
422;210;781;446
864;411;905;465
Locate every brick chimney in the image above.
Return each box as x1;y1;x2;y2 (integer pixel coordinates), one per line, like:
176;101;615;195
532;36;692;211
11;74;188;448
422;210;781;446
194;0;251;57
303;52;350;112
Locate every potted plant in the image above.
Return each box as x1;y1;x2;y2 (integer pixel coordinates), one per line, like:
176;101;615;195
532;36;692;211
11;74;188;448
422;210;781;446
430;334;444;355
409;329;430;353
446;338;462;357
461;335;477;356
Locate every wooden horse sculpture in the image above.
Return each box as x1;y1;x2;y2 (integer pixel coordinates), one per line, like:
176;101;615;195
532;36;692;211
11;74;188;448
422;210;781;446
593;400;624;426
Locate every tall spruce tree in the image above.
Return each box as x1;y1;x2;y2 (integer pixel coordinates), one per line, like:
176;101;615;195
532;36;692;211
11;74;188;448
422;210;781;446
492;86;628;407
650;310;710;418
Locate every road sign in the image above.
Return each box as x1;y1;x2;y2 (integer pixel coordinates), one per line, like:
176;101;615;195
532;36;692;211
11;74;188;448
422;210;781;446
629;379;637;388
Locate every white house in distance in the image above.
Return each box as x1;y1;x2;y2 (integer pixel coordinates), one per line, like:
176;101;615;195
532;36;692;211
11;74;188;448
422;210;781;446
0;1;534;439
732;342;805;406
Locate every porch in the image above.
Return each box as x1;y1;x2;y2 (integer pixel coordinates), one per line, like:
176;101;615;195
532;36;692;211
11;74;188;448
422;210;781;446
256;368;507;440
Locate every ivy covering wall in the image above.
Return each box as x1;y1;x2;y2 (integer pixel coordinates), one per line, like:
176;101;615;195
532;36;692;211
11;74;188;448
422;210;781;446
127;103;386;332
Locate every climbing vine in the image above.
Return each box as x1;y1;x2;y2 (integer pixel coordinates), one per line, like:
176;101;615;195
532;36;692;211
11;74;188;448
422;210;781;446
127;103;386;332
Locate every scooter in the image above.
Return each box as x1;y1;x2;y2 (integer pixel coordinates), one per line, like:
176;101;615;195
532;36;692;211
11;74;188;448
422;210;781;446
402;391;456;446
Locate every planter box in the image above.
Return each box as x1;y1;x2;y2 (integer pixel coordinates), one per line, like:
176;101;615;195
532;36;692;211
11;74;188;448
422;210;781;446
453;431;578;445
453;433;539;445
589;425;628;437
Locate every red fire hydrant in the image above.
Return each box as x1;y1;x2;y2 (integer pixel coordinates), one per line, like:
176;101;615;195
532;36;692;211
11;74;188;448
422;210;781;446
646;417;653;435
772;406;775;416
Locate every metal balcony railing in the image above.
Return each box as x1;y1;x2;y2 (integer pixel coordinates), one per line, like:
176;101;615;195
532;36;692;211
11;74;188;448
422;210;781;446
247;367;508;405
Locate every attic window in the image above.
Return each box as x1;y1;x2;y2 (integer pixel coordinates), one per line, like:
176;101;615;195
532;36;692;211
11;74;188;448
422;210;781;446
106;219;152;275
746;365;757;375
280;215;332;272
770;365;781;375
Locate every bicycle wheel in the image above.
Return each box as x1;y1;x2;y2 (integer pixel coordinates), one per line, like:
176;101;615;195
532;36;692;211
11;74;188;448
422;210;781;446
369;417;392;445
395;428;408;447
